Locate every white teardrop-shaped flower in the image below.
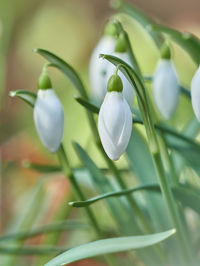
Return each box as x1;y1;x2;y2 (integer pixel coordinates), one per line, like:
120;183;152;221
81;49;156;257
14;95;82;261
98;91;132;160
153;59;179;120
89;36;116;103
106;52;135;107
34;89;64;153
191;65;200;122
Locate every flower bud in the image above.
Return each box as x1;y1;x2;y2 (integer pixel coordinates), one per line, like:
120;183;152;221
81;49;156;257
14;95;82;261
191;65;200;121
98;78;132;160
34;73;64;153
107;74;123;92
38;72;52;90
153;59;179;120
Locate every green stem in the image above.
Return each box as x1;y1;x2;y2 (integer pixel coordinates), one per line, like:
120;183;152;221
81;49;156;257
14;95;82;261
152;152;192;265
158;135;195;264
159;135;178;186
135;80;193;264
57;144;117;266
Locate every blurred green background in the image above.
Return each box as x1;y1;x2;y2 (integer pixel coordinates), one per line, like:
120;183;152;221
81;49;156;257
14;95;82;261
0;0;200;265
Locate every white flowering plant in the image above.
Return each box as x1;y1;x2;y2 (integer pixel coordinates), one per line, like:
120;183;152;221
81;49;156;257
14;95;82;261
4;0;200;266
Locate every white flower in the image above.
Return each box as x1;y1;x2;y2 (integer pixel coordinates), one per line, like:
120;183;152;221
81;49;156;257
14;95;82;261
89;36;116;103
153;59;179;120
98;91;132;160
34;89;64;153
106;52;135;107
191;65;200;122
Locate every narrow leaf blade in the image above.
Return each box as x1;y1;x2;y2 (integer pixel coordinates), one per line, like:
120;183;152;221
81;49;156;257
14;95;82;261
74;96;99;114
45;229;176;266
9;90;37;107
69;184;159;207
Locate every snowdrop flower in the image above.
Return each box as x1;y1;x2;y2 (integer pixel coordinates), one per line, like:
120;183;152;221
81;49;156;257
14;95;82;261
153;44;179;120
191;65;200;121
89;22;117;103
98;73;132;160
34;72;64;153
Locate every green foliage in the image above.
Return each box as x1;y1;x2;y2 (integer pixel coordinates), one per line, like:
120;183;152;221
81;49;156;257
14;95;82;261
45;229;176;266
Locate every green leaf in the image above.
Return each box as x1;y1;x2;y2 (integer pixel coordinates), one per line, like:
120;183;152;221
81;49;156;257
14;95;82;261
33;48;87;98
69;184;159;207
34;193;74;266
171;117;200;174
162;123;200;176
150;24;200;65
74;96;99;114
126;129;170;230
44;229;176;266
9;90;37;107
111;0;164;48
22;160;61;173
0;246;68;256
179;85;191;99
173;186;200;214
1;180;46;265
69;181;200;215
0;220;88;243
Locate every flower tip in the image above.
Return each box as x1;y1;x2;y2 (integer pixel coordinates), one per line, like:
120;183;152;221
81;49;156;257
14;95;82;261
32;48;38;53
146;24;154;31
49;145;60;153
99;53;105;59
9;91;16;97
110;155;120;161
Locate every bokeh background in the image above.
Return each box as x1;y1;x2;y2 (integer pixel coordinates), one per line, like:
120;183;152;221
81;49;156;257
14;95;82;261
0;0;200;265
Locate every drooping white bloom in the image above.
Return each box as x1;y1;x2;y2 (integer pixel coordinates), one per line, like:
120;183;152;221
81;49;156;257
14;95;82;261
106;52;135;107
89;36;116;103
34;89;64;153
98;91;132;160
153;59;179;120
191;65;200;122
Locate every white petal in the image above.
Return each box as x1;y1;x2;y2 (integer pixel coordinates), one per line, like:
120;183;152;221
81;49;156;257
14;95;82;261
34;89;64;153
89;36;116;103
106;52;135;107
98;92;132;160
191;65;200;122
153;59;179;120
